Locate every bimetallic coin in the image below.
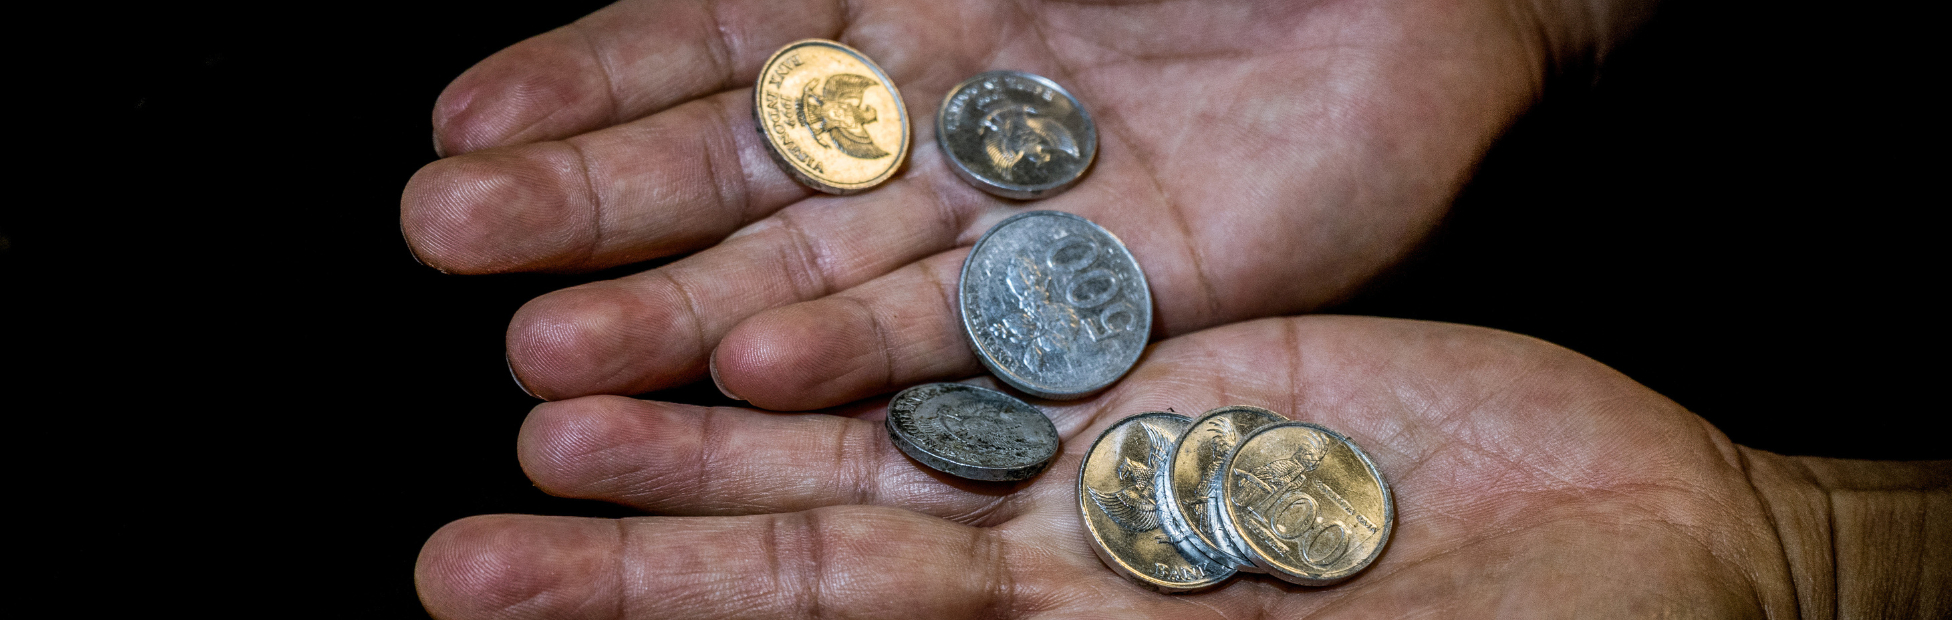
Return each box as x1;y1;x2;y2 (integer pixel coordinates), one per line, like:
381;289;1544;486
1158;405;1290;574
1078;412;1235;592
753;39;909;194
1220;422;1393;585
886;383;1059;482
937;71;1097;199
959;211;1151;399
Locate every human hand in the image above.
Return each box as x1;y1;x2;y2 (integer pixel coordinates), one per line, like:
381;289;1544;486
417;316;1945;617
400;0;1646;409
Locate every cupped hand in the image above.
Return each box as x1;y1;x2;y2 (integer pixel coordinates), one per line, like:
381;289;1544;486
400;0;1629;409
417;316;1810;618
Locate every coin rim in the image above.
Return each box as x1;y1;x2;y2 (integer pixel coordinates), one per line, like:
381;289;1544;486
1219;420;1395;586
885;382;1059;482
752;38;910;195
957;210;1152;400
934;70;1098;199
1157;405;1290;573
1075;411;1236;592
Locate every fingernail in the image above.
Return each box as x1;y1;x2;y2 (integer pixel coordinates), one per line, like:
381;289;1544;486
432;129;447;158
708;351;744;401
507;353;541;400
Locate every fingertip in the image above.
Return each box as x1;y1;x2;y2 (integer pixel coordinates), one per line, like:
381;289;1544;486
708;350;744;401
416;515;614;620
518;396;668;498
714;300;886;411
399;149;594;274
432;31;610;156
506;283;709;400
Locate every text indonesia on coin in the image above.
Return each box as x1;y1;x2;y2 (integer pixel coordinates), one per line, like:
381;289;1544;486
753;39;909;194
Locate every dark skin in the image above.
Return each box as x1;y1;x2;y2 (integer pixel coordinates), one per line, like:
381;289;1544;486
404;0;1950;617
416;316;1950;618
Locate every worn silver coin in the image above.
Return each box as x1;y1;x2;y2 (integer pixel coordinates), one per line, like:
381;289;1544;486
1078;412;1235;592
886;383;1060;482
1220;421;1394;585
958;211;1151;400
1158;405;1291;573
937;71;1096;199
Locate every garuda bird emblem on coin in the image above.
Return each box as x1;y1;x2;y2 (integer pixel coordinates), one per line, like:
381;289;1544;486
798;74;890;159
1087;420;1176;532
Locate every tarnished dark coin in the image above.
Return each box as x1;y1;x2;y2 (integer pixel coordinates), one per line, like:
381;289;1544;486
1078;412;1235;592
958;211;1150;400
885;383;1059;482
753;39;909;194
1158;405;1290;573
936;71;1096;199
1220;421;1394;585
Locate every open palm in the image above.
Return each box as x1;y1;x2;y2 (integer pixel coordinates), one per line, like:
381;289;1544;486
418;316;1807;618
401;0;1590;409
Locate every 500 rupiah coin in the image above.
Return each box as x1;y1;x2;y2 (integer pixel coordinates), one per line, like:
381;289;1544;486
1221;421;1393;585
1078;412;1235;592
937;71;1097;199
753;39;909;194
885;383;1059;482
959;211;1151;399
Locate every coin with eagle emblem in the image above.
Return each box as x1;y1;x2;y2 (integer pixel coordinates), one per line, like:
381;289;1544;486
1078;412;1235;592
938;71;1097;199
753;39;909;194
885;383;1059;482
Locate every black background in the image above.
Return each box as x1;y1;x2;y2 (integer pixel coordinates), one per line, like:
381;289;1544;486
12;0;1942;616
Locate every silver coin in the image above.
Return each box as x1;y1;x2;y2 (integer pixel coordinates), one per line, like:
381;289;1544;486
1157;405;1291;573
1220;421;1394;585
1078;412;1235;592
885;383;1060;482
958;211;1151;400
936;71;1096;199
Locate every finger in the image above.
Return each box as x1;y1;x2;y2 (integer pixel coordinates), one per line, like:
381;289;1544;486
431;0;843;156
516;395;1033;523
503;167;997;400
710;250;978;410
402;90;810;274
417;510;1025;620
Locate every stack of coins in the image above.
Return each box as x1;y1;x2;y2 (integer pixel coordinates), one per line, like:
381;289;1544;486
1078;406;1393;591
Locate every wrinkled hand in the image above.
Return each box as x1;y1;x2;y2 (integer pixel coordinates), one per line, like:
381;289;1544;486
400;0;1626;409
417;316;1824;618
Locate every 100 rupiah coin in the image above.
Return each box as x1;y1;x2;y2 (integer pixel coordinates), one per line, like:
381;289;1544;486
1157;405;1290;573
1078;412;1236;592
937;70;1097;199
886;383;1059;482
753;39;909;194
959;211;1151;400
1220;421;1394;585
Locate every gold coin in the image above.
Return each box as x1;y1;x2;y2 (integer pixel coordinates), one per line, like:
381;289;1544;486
1078;412;1235;592
1221;421;1393;585
752;39;909;194
1159;405;1290;573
